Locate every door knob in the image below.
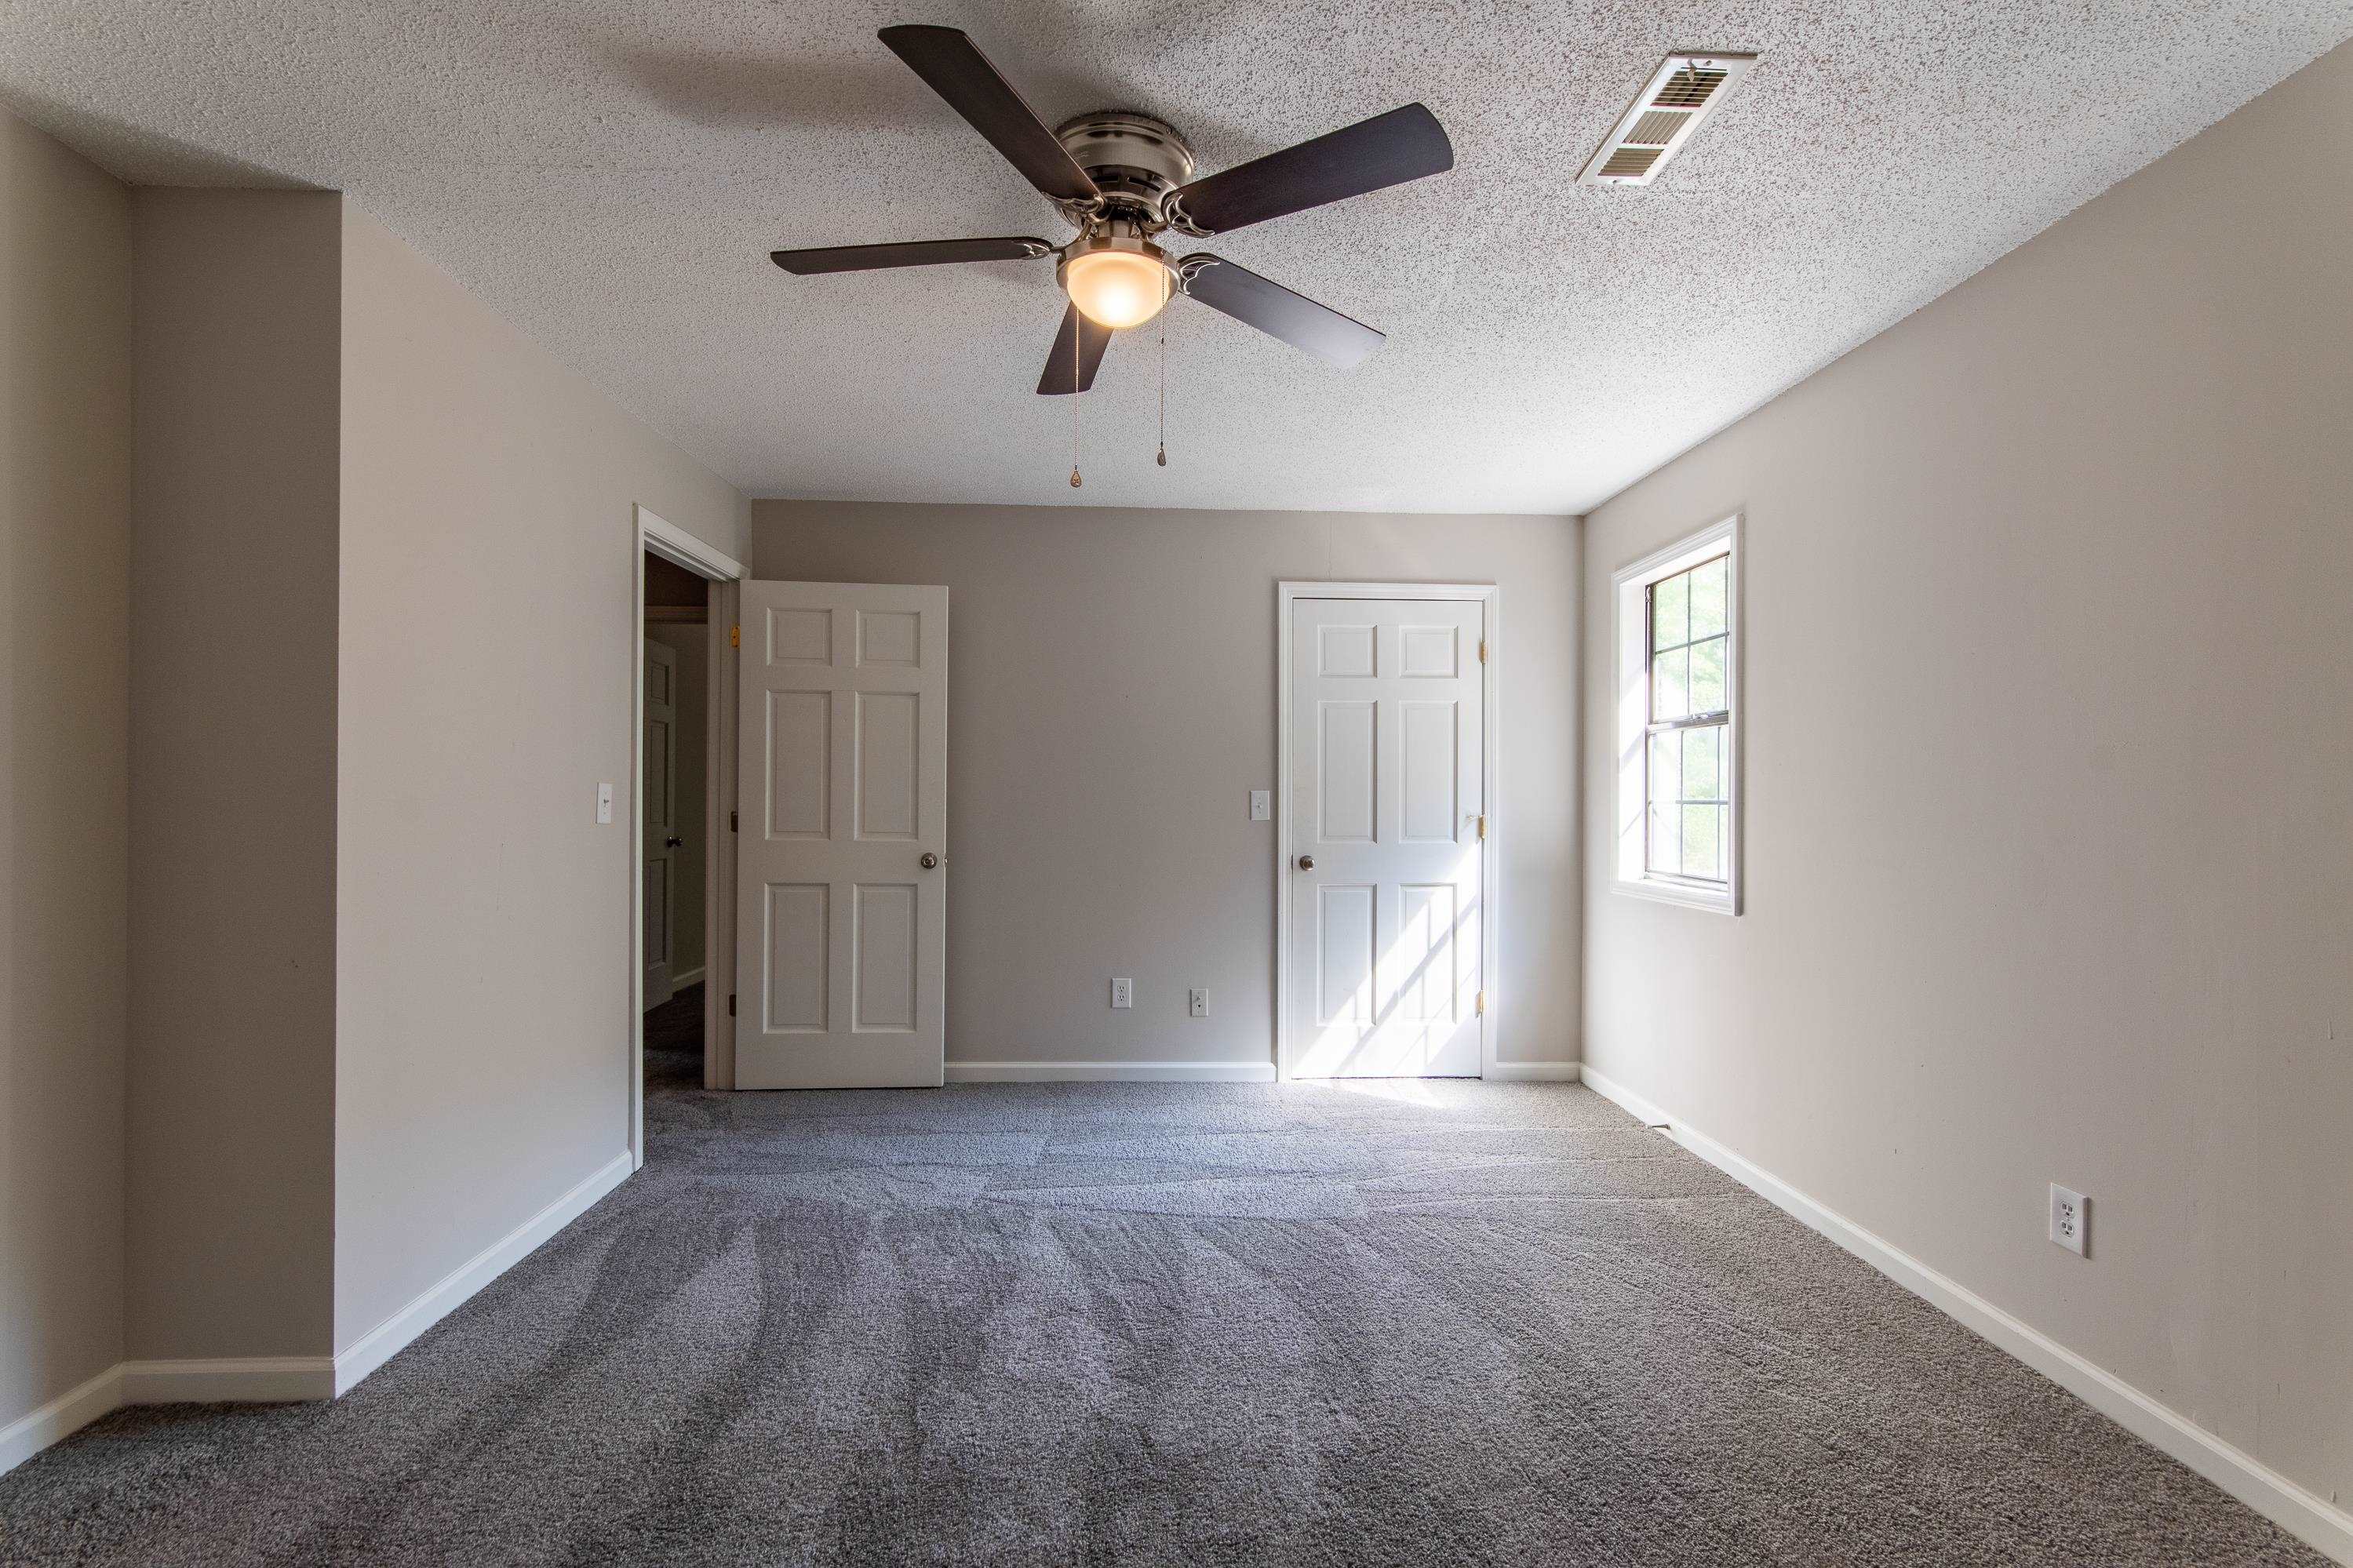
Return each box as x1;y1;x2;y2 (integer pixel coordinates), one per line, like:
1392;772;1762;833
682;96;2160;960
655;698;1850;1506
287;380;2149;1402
920;852;939;870
665;835;683;848
1297;854;1314;871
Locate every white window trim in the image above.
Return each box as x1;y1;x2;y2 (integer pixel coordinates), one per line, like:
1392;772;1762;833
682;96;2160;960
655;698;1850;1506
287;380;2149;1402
1611;513;1742;915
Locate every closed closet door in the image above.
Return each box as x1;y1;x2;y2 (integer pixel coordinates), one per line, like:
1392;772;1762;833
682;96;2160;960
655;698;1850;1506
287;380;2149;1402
1288;597;1486;1077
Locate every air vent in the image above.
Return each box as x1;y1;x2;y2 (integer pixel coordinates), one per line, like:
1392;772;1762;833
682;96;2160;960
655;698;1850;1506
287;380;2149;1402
1652;67;1728;109
1599;146;1662;179
1626;110;1691;147
1579;52;1757;187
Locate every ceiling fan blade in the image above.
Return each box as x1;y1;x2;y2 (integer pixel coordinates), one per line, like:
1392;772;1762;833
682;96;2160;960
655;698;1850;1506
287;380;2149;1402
770;236;1056;275
879;25;1101;206
1165;104;1453;236
1178;255;1384;369
1036;303;1113;395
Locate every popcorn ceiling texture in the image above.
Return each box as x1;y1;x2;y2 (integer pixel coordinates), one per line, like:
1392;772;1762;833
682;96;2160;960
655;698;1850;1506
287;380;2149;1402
6;1;2348;514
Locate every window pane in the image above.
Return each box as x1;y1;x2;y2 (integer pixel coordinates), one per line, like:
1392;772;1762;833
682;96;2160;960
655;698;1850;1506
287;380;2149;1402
1648;802;1681;875
1648;731;1682;806
1681;803;1723;881
1651;572;1688;652
1688;634;1727;715
1689;556;1727;638
1651;646;1689;721
1681;725;1720;801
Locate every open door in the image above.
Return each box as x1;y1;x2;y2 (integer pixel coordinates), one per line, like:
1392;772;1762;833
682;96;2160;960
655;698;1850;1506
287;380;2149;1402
643;637;679;1011
734;582;948;1089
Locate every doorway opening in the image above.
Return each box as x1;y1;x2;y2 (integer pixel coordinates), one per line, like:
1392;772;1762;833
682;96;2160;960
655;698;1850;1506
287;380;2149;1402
629;504;748;1168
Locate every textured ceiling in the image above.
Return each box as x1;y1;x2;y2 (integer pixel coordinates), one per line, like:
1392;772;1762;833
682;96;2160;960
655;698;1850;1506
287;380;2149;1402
7;2;2350;514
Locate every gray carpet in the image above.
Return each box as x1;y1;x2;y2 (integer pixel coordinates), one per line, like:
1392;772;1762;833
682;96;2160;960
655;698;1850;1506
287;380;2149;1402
0;1078;2324;1566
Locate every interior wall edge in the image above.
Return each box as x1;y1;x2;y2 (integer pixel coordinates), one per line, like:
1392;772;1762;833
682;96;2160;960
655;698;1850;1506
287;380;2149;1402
0;101;134;1452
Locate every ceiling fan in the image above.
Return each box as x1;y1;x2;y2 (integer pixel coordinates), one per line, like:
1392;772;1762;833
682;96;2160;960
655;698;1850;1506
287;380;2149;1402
770;25;1455;396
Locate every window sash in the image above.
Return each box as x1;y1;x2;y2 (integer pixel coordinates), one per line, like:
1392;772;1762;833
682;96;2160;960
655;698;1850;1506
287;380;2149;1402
1642;551;1733;886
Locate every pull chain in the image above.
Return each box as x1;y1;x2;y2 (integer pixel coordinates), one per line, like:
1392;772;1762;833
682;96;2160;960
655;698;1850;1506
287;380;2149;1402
1069;318;1084;488
1156;299;1168;467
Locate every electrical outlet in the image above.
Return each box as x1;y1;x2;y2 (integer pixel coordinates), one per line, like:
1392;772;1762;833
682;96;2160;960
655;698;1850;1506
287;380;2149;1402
1189;987;1208;1017
2049;1183;2089;1257
1110;977;1133;1010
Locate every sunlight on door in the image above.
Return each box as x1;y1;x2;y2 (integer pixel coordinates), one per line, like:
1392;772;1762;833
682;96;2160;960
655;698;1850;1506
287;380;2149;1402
1288;594;1488;1079
1299;843;1484;1077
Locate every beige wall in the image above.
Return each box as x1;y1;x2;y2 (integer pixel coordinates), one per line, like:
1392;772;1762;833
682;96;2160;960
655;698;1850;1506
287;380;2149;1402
644;620;708;979
751;502;1580;1070
335;206;745;1350
1581;44;2353;1509
1;111;133;1431
128;189;343;1360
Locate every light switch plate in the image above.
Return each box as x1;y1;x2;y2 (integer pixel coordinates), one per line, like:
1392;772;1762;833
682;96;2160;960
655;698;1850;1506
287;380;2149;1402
596;782;614;824
1189;987;1208;1017
1249;789;1271;822
1110;977;1134;1010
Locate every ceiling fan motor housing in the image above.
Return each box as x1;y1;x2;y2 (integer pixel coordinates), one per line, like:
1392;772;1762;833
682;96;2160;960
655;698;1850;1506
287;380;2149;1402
1054;111;1197;228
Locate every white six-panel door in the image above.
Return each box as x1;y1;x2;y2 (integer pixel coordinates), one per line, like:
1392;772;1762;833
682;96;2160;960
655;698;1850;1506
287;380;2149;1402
643;638;679;1011
1288;597;1487;1077
734;582;948;1089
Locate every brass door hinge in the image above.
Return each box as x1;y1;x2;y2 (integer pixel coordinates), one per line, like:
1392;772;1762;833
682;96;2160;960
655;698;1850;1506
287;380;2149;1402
729;809;738;832
730;623;741;649
727;992;737;1017
1478;638;1488;664
1476;813;1488;840
1476;991;1487;1016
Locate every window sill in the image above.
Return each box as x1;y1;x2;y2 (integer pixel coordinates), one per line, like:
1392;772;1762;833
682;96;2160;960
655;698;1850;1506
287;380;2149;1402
1612;875;1738;915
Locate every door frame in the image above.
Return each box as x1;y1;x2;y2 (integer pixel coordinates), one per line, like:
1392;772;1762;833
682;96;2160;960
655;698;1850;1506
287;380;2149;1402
1274;581;1501;1082
632;504;747;1170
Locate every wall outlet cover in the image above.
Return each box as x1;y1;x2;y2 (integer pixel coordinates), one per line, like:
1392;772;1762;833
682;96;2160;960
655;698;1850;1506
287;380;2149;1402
2049;1183;2089;1257
1110;977;1134;1010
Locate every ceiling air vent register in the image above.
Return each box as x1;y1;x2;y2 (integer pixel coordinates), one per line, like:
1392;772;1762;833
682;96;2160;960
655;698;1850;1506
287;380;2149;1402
1579;53;1757;187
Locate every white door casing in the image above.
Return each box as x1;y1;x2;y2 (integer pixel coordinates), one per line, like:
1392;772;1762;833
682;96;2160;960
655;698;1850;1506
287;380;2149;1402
1282;591;1492;1078
734;582;948;1089
643;637;679;1011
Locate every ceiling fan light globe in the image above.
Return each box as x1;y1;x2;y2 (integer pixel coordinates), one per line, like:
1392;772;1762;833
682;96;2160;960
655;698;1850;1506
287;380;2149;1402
1063;249;1169;329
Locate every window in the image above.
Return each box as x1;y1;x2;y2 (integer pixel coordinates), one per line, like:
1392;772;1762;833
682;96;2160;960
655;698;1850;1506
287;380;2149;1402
1612;515;1740;912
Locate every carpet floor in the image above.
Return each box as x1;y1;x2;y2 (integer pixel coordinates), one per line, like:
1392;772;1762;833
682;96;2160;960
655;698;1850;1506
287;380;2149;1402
0;1078;2323;1566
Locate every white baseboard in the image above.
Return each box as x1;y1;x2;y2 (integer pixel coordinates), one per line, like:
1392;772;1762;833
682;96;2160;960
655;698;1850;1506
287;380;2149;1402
0;1149;636;1475
1485;1060;1582;1082
669;966;705;988
0;1364;124;1477
333;1149;634;1395
945;1061;1582;1085
946;1060;1278;1083
1576;1064;2353;1566
119;1356;335;1404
